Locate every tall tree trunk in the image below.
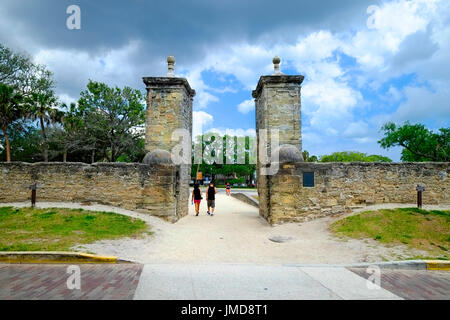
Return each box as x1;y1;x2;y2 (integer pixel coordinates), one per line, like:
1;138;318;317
39;116;48;162
1;126;11;162
110;138;115;162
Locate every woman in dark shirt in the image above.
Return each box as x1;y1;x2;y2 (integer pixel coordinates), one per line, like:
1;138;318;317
191;184;203;216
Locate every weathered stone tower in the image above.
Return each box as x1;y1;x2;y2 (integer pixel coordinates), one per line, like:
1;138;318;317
253;56;305;223
142;56;195;221
253;56;304;156
143;56;195;155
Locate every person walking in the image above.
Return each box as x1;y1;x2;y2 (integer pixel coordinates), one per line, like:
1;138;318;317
225;181;231;196
191;184;203;216
206;182;217;216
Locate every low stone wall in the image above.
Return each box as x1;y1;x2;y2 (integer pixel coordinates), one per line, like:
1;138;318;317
231;193;259;208
259;162;450;224
0;162;185;222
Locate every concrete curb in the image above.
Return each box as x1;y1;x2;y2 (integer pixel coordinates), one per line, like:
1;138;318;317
231;193;259;208
425;260;450;271
0;251;126;264
284;260;450;271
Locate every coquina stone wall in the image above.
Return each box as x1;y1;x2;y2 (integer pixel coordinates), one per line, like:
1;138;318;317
252;63;449;225
259;162;449;224
0;162;183;222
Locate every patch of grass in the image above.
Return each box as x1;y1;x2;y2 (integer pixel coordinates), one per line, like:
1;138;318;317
0;207;148;252
330;207;450;259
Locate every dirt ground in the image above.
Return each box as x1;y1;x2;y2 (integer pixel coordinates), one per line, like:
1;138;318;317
2;192;448;264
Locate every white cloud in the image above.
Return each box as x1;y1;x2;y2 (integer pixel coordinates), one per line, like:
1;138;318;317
192;111;214;138
237;99;255;114
33;40;149;99
342;0;435;70
392;85;450;122
183;67;219;110
343;121;370;139
386;86;403;102
202;43;273;90
196;91;219;110
56;93;77;106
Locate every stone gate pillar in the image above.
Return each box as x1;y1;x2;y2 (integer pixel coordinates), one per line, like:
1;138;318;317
142;56;195;221
143;56;195;154
252;56;304;224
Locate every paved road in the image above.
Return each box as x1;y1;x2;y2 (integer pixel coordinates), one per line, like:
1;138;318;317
0;263;448;300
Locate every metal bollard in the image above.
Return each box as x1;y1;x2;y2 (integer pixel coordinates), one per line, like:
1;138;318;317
29;183;37;208
416;185;425;209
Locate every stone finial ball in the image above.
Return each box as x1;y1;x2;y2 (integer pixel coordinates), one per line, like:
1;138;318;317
273;56;281;64
167;55;175;63
274;145;304;163
142;149;173;165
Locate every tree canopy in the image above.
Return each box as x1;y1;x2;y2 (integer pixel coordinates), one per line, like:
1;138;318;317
191;133;256;182
319;151;392;163
378;122;449;162
77;80;146;162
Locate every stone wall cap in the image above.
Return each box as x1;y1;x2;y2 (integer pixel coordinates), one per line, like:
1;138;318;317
294;161;450;167
0;161;171;169
142;149;173;165
142;77;195;96
252;75;304;98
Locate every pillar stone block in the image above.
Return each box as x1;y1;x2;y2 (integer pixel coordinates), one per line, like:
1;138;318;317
143;77;195;154
253;73;304;224
252;75;304;153
142;66;195;221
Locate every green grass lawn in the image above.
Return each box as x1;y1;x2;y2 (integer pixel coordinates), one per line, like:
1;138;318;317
330;207;450;260
0;206;148;252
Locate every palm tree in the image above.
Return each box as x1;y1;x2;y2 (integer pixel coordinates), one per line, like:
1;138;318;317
25;65;60;162
0;83;24;162
29;90;60;162
54;102;79;162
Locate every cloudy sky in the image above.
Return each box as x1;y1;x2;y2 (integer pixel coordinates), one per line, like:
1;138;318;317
1;0;449;160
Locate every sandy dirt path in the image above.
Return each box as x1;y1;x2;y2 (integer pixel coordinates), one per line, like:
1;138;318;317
2;192;448;264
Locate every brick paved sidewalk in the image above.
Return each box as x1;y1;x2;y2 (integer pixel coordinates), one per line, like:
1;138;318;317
348;268;450;300
0;264;142;300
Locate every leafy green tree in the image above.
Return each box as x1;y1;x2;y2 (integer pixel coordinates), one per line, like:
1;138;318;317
191;133;256;183
0;43;34;162
0;43;31;84
47;102;88;162
0;121;42;162
319;151;392;162
302;150;318;162
0;83;25;162
378;122;449;162
78;80;146;162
